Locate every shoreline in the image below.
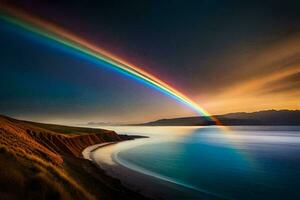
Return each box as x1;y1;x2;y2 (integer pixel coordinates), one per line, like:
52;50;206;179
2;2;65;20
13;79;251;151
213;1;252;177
82;138;223;200
112;151;225;199
82;142;116;160
0;114;151;200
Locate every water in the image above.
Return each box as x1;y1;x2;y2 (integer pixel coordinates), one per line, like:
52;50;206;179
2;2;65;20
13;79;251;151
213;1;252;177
94;126;300;199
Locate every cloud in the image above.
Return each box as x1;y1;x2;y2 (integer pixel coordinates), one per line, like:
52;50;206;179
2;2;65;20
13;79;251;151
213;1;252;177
199;33;300;114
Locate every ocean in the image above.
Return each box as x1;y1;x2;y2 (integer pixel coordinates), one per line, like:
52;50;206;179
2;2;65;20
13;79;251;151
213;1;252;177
93;126;300;200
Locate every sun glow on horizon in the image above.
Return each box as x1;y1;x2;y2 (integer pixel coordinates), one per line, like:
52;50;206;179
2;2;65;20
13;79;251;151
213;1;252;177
0;4;223;125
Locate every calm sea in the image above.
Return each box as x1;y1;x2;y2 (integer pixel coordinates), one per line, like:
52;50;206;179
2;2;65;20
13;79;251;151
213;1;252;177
95;126;300;199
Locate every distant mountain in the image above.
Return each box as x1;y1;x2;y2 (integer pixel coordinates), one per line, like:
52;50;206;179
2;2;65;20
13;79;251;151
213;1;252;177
134;110;300;126
85;122;115;126
79;122;125;126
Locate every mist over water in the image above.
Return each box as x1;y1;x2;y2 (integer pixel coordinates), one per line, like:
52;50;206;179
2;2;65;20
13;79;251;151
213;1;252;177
95;126;300;199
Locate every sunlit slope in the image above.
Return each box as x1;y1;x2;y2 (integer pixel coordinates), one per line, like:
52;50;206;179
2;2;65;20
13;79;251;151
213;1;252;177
0;115;147;200
0;115;121;159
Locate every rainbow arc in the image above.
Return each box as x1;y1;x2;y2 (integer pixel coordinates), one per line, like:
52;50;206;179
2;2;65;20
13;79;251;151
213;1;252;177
0;5;222;125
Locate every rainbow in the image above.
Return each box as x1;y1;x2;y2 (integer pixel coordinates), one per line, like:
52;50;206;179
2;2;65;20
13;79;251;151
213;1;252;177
0;5;221;124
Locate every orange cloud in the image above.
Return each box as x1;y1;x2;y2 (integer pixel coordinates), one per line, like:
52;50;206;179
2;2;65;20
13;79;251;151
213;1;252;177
198;33;300;114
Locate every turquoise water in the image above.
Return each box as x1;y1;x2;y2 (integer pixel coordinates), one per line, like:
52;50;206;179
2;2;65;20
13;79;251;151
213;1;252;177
110;126;300;200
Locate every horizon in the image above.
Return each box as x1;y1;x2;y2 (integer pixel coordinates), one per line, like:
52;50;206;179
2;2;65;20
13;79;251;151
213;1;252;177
2;109;299;126
1;1;299;124
1;2;300;200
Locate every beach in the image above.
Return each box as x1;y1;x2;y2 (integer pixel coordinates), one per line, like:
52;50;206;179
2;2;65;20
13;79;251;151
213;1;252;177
82;136;221;200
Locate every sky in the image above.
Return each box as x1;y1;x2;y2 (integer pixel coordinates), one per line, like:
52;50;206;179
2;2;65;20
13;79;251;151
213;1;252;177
0;0;299;124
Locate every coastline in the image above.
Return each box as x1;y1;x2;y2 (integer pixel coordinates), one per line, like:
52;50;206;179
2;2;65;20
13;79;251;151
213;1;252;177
0;115;151;200
82;138;223;200
82;142;116;160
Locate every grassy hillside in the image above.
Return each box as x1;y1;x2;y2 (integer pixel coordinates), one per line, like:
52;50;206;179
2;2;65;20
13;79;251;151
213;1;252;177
21;120;114;135
0;115;148;200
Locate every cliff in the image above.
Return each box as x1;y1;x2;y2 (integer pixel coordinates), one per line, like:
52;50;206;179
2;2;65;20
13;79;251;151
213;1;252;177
0;115;148;200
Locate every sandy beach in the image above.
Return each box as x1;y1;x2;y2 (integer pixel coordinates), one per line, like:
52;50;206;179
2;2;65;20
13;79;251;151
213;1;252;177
82;142;116;161
82;138;222;200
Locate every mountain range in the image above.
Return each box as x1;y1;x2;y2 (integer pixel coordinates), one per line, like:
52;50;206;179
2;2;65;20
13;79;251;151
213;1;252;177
133;110;300;126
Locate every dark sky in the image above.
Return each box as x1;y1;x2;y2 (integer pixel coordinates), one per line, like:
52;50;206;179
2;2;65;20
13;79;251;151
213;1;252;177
0;0;299;124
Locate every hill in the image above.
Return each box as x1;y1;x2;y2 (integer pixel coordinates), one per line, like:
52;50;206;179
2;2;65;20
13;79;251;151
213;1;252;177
0;115;148;200
135;110;300;126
